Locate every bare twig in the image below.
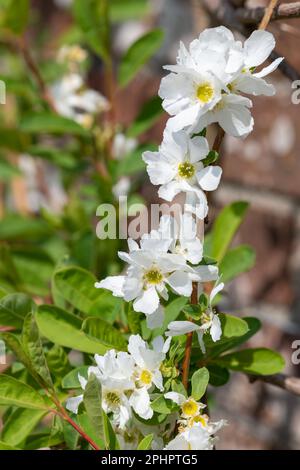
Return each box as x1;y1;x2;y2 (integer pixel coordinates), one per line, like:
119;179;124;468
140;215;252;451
259;0;279;30
249;373;300;397
236;2;300;25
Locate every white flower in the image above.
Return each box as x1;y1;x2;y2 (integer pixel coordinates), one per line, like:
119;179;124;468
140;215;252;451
57;45;87;66
50;73;110;127
66;350;136;429
159;27;283;138
165;392;206;421
143;129;222;219
128;335;171;420
112;133;138;160
152;213;204;265
166;280;224;353
96;236;218;324
164;419;225;450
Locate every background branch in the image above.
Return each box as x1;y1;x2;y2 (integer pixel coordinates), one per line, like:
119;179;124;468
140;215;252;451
249;373;300;397
236;2;300;25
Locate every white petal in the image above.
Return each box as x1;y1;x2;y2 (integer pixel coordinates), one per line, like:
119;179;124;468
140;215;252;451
78;374;87;390
166;104;200;132
210;315;222;342
193;265;219;282
165;434;189;450
254;57;284;78
218;94;254;138
234;75;275;96
66;395;83;414
167;271;193;297
189;136;209;163
196;330;206;354
128;334;146;368
167;320;199;336
129;388;153;420
142;151;177;185
210;281;224;304
152;370;164;391
159;181;182;202
146;305;164;329
244;30;275;68
133;286;160;314
95;276;125;297
197;166;222;191
164;391;186;405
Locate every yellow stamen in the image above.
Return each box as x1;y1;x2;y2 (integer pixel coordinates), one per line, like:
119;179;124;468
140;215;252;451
144;267;163;285
196;82;214;103
140;369;153;385
178;161;195;179
182;398;199;417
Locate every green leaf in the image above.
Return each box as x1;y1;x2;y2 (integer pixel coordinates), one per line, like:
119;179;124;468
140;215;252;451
82;317;127;351
46;344;71;380
1;408;47;446
73;0;109;61
20;113;89;137
110;0;149;22
0;375;49;410
220;245;256;283
1;0;29;34
102;411;119;450
151;396;173;415
215;348;285;375
0;293;36;329
119;29;164;87
209;202;249;262
83;374;104;442
114;145;148;177
137;434;153;450
0;214;50;241
22;313;54;390
127;96;163;137
191;367;209;400
24;431;64;450
153;297;188;337
0;441;20;450
77;413;104;449
203;314;249;351
53;266;121;321
36;305;112;355
207;365;230;387
206;317;261;359
202;150;219;167
62;366;89;389
0;157;22;180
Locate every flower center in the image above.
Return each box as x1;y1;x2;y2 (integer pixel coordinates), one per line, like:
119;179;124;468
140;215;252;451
140;369;153;386
104;391;121;408
178;161;195;179
191;414;208;427
196;82;214;103
182;399;199;417
201;311;212;325
144;267;163;285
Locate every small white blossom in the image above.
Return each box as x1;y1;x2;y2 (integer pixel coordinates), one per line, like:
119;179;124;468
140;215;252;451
143;129;222;219
166;280;224;353
112;133;138;160
159;27;283;138
50;73;110;128
164;419;225;450
128;335;171;420
96;235;218;326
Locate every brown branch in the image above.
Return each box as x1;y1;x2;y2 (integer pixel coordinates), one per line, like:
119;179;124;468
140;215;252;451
259;0;279;30
249;373;300;397
236;2;300;25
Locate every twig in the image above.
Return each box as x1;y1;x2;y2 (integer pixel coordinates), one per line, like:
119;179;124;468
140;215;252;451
236;2;300;25
182;283;198;390
51;397;101;450
259;0;279;30
248;373;300;397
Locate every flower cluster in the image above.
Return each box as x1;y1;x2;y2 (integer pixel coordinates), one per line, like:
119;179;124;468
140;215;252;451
91;26;281;450
66;335;171;429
